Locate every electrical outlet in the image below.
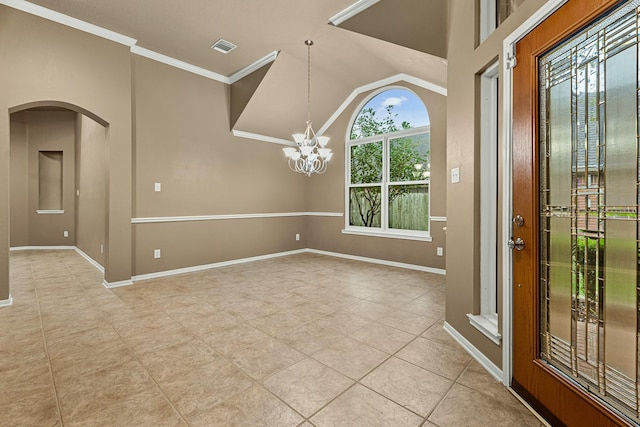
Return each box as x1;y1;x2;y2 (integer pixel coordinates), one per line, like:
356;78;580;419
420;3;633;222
154;249;161;259
295;233;300;241
437;247;443;256
63;231;68;237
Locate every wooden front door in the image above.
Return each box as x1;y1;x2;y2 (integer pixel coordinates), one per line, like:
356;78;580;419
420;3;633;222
511;0;640;425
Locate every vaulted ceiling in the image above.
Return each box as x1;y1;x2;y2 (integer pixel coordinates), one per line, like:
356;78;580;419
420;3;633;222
21;0;448;143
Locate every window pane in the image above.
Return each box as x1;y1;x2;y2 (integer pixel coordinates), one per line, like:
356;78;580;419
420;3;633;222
389;184;429;231
349;187;381;227
350;141;382;184
350;89;429;139
497;0;524;26
389;133;430;182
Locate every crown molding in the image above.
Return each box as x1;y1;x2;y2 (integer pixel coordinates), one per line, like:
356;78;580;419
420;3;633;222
329;0;381;26
232;129;294;146
130;45;229;83
229;51;280;84
1;0;278;86
0;0;137;46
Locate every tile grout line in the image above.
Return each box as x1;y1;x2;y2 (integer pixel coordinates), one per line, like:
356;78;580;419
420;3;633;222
31;260;65;427
301;320;442;423
189;314;314;422
254;305;395;421
176;298;368;421
182;300;371;423
352;320;450;423
17;251;448;425
142;292;312;425
237;292;446;423
421;358;475;425
99;287;193;427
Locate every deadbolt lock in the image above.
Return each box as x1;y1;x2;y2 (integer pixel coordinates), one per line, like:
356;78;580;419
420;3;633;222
513;215;525;227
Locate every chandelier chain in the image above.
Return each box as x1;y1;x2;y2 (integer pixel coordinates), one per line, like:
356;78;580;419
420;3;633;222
306;40;312;123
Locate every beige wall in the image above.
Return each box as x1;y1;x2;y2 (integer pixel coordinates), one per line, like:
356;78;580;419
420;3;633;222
0;4;451;302
306;83;447;270
446;0;553;367
132;56;308;276
341;0;448;58
134;218;307;276
0;5;132;296
76;114;107;266
10;110;107;261
9;112;28;248
9;110;77;247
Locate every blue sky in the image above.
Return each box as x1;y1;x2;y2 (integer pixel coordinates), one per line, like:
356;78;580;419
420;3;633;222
360;88;430;128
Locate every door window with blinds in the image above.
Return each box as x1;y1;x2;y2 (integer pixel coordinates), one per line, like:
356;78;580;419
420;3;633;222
539;1;640;421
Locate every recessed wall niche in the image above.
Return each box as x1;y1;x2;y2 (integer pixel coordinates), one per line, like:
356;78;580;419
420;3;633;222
38;150;63;211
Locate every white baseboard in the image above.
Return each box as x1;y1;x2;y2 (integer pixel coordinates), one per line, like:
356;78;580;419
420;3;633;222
306;249;446;275
132;249;307;282
10;245;104;273
74;247;105;273
8;246;445;288
132;248;445;284
10;246;75;251
0;294;13;308
103;279;133;289
443;321;503;383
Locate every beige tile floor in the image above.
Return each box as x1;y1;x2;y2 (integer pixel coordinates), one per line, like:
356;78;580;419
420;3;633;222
0;249;545;426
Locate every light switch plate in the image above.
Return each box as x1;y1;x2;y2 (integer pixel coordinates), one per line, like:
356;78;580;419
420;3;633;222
154;182;161;192
154;249;161;259
451;167;460;184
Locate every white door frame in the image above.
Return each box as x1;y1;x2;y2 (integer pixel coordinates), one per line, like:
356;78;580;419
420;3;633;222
500;0;569;386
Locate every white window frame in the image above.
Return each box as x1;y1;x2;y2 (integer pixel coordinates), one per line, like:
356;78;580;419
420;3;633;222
344;125;432;241
468;62;501;345
480;0;498;43
481;0;526;43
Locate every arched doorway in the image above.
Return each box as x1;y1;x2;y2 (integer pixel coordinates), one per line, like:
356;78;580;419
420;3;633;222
8;101;109;295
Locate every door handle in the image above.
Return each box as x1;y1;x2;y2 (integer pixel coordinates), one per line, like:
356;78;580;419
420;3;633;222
508;237;525;251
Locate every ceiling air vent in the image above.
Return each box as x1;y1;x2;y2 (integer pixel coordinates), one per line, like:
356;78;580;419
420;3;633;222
211;39;237;54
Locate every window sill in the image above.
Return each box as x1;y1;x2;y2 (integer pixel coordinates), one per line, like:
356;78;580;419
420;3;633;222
36;210;65;214
467;313;501;345
341;228;432;242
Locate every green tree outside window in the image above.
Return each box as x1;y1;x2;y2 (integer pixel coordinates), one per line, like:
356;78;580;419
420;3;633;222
348;96;430;232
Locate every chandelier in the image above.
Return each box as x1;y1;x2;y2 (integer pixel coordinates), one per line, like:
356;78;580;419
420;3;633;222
283;40;333;176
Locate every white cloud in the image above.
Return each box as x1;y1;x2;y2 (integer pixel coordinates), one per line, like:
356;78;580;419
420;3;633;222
381;96;408;107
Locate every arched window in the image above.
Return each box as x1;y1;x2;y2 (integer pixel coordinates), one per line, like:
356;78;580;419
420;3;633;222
345;88;431;239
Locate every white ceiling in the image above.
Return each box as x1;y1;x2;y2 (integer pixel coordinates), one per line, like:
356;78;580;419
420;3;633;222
15;0;448;142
